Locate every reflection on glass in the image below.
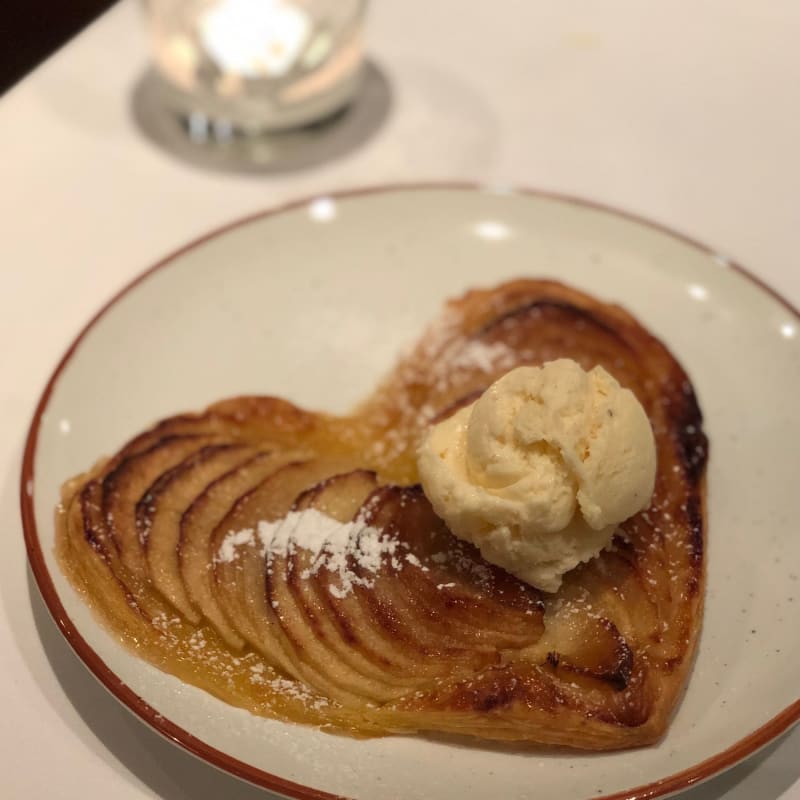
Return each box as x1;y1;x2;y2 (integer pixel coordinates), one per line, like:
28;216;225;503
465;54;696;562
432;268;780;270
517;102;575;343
780;322;796;339
200;0;311;81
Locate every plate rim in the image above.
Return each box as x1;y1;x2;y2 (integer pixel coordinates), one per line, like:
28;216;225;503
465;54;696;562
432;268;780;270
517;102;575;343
20;182;800;800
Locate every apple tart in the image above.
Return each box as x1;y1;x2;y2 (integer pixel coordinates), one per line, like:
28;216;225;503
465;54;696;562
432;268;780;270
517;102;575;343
56;279;707;749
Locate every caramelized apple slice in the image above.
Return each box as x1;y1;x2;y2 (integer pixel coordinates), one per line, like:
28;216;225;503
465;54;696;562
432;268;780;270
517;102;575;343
76;480;119;569
69;481;151;618
266;471;404;702
103;434;222;578
296;486;544;703
114;414;232;461
542;609;633;691
74;479;177;622
179;450;301;648
357;486;544;648
296;489;497;696
267;470;425;703
285;476;410;678
560;543;659;652
211;459;356;677
61;489;161;632
314;490;485;659
106;394;321;477
66;481;190;632
140;444;258;621
286;475;427;683
301;503;459;676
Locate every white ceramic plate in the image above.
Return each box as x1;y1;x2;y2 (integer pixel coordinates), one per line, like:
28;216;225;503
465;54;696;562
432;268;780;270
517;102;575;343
23;186;800;800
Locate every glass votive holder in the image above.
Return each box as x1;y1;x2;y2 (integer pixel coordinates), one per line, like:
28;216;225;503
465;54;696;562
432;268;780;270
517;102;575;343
142;0;368;137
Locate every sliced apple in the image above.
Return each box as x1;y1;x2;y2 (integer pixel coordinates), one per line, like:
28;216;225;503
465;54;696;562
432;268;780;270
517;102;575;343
102;434;223;578
266;470;421;704
62;488;159;633
141;444;258;622
110;412;239;468
210;459;356;678
308;487;474;661
356;486;545;649
288;477;488;698
179;450;300;648
294;486;542;704
66;480;182;631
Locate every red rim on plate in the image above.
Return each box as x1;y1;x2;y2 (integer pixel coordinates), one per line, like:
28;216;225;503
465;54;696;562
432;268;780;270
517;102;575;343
20;184;800;800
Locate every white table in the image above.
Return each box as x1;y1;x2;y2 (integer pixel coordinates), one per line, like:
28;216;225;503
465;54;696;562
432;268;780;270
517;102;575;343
1;1;798;797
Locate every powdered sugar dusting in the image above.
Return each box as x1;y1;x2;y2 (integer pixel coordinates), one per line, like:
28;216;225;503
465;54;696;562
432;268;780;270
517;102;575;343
447;339;517;377
364;306;524;463
216;528;255;563
263;676;331;710
216;508;409;598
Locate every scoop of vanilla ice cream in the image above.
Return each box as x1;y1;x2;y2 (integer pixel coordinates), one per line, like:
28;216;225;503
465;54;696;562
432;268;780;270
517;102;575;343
417;360;656;592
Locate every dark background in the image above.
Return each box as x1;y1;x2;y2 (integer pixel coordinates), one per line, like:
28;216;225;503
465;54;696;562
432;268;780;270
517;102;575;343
1;0;117;94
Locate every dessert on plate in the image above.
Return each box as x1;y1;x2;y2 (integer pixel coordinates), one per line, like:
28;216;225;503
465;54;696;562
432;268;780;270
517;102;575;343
56;279;707;750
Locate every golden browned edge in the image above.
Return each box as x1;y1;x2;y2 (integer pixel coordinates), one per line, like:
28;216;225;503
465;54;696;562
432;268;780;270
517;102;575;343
658;473;707;745
20;184;800;800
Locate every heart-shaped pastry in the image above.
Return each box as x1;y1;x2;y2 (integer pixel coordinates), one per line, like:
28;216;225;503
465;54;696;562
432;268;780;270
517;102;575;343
56;279;706;749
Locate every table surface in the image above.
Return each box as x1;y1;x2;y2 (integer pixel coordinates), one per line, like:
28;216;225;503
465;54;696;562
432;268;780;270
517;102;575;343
1;1;798;798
